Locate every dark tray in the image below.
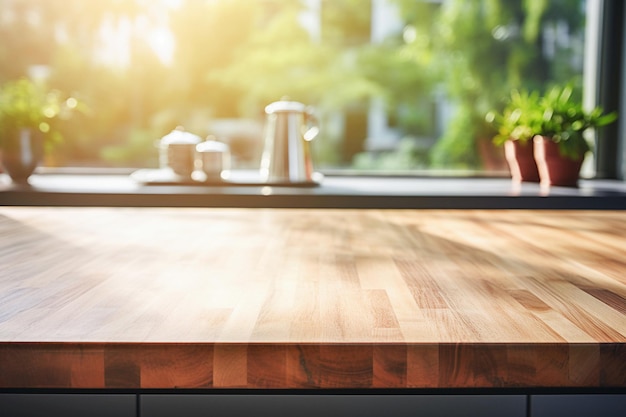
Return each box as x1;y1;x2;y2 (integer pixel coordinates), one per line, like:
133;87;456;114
131;169;321;187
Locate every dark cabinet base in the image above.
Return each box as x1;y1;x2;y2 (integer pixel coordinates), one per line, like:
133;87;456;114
531;394;626;417
140;394;525;417
0;394;136;417
1;392;624;417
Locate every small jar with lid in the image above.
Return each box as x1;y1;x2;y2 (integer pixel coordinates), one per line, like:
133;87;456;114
196;137;230;181
159;127;202;178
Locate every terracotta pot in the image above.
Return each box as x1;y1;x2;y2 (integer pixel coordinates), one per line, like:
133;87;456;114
533;135;584;188
0;128;44;184
504;140;540;182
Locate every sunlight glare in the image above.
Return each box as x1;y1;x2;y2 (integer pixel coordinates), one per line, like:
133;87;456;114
95;1;177;67
66;97;78;109
146;26;175;65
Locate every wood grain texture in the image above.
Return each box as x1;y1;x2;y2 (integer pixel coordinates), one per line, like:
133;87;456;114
0;208;625;389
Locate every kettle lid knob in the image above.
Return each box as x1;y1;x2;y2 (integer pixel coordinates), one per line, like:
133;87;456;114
265;99;308;114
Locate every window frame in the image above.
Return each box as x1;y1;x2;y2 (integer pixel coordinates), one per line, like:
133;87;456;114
589;0;625;180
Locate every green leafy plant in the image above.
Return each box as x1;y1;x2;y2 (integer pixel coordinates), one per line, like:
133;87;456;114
489;84;617;160
0;78;81;152
536;84;617;160
488;89;542;146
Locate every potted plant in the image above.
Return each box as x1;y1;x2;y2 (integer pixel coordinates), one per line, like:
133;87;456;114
0;78;80;183
533;84;617;187
488;89;542;182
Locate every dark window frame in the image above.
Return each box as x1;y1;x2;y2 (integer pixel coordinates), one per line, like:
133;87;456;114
595;0;625;180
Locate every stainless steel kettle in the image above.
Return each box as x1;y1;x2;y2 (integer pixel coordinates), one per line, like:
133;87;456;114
260;100;319;183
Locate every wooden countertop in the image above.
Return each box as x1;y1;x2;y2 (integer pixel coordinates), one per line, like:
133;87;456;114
0;207;625;389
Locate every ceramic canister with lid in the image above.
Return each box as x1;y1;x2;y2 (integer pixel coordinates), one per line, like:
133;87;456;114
196;137;231;180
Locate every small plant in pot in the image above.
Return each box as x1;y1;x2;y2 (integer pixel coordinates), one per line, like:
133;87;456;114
0;78;81;184
488;89;542;182
533;84;617;187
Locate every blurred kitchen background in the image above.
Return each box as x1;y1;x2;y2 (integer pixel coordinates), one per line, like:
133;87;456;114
0;0;586;174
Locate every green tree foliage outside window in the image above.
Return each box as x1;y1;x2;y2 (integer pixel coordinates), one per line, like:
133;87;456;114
395;0;585;169
0;0;585;171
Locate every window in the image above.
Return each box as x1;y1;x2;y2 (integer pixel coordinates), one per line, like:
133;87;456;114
0;0;623;179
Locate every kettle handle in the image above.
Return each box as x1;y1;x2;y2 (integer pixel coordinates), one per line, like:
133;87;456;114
302;108;319;141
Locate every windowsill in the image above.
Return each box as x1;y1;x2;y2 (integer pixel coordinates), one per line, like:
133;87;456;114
1;169;625;209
